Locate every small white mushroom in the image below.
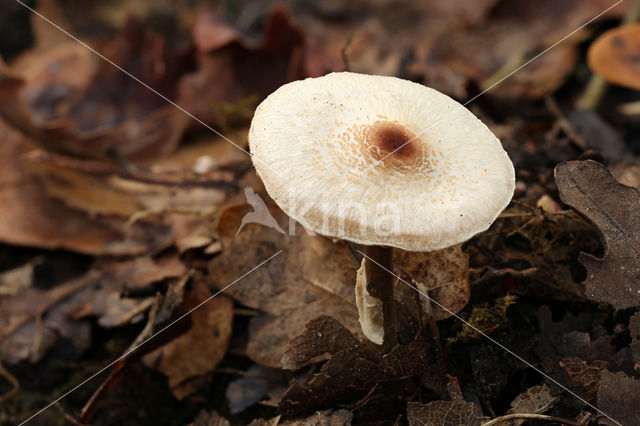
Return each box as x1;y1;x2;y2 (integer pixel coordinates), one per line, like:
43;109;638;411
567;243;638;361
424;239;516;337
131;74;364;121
249;72;515;349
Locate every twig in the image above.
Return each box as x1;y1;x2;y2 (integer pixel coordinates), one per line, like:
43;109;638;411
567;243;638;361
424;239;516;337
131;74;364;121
0;361;19;403
341;29;355;72
545;96;589;149
79;294;163;423
482;413;582;426
0;274;95;343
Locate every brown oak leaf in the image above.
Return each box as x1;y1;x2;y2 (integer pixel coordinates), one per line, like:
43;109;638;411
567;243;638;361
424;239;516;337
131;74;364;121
555;160;640;309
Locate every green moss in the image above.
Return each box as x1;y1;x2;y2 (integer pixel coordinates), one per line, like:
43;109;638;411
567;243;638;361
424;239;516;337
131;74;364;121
449;295;517;343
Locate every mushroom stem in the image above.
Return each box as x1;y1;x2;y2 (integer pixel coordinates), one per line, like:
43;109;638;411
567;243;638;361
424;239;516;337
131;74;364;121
364;245;397;351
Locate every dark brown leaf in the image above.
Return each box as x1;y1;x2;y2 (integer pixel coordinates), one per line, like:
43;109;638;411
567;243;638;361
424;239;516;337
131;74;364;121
555;160;640;309
559;357;607;402
282;315;363;371
279;317;431;420
406;400;486;426
630;312;640;369
597;370;640;426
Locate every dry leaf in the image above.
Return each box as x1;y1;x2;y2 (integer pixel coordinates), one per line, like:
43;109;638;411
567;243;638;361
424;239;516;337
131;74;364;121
559;357;607;402
506;384;557;425
0;255;186;363
189;410;230;426
406;400;486;426
279;316;431;420
143;282;233;399
0;18;191;160
597;370;640;426
226;364;287;414
588;23;640;90
409;0;627;99
248;409;352;426
0;118;170;255
394;244;470;321
555;160;640;309
178;6;334;130
208;201;361;368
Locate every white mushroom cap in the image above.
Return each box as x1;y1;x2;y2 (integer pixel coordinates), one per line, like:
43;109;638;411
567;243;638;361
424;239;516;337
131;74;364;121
249;72;515;251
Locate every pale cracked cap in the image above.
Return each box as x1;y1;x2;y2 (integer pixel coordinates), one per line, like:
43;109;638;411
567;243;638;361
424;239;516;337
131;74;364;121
249;72;515;251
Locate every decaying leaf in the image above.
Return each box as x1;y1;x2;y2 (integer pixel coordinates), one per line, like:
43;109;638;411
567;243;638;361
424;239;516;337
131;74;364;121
409;0;627;99
597;370;640;426
143;282;233;399
588;23;640;90
0;118;170;255
281;315;368;371
394;244;470;321
23;136;236;219
0;255;187;363
559;357;607;402
208;201;361;368
279;316;432;420
506;384;557;425
406;400;486;426
248;409;353;426
178;6;334;130
0;18;191;160
555;160;640;309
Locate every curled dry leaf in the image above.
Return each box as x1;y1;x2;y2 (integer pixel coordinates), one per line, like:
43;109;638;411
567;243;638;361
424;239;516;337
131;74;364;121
0;118;170;255
22;135;237;219
555;160;640;309
406;400;486;426
588;23;640;90
0;18;191;160
143;282;233;399
597;370;640;426
394;244;470;321
178;6;334;130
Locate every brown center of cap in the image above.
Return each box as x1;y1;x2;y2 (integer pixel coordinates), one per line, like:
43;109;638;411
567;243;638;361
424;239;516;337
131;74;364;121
368;121;417;160
361;120;430;171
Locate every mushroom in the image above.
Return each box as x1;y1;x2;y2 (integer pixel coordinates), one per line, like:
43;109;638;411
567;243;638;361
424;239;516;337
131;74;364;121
249;72;515;350
588;23;640;91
